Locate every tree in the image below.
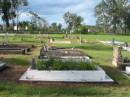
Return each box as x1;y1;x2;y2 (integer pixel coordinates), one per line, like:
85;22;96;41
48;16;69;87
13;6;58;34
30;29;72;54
29;11;48;32
0;0;12;27
63;12;84;34
0;0;28;28
95;0;130;34
49;23;62;33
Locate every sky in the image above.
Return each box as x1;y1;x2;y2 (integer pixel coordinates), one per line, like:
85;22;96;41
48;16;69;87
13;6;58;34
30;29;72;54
19;0;101;26
0;0;101;26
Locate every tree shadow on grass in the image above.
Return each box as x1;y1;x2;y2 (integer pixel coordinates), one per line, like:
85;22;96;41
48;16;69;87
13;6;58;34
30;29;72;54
101;65;130;86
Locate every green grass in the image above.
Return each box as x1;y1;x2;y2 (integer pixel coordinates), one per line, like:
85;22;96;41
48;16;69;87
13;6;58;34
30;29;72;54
37;59;96;70
0;82;130;97
0;34;130;97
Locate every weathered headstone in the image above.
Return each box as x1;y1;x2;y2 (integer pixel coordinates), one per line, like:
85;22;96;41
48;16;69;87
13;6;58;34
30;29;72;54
112;46;123;67
31;58;36;69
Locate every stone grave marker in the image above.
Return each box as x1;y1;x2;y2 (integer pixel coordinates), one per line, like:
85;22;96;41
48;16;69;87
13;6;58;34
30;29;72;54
31;58;36;69
112;46;123;67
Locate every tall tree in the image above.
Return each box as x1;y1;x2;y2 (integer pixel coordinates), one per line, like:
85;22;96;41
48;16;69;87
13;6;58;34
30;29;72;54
0;0;28;28
63;12;84;34
49;23;62;33
95;0;130;34
0;0;12;27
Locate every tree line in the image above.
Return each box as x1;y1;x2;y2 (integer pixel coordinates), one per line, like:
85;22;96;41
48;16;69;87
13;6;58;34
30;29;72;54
1;0;130;35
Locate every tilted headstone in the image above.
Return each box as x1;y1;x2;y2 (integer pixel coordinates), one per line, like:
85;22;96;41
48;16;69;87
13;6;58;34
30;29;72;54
112;46;123;67
31;58;36;69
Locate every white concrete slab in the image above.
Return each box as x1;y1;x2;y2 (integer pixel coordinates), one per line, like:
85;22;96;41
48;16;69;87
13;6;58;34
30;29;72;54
20;67;113;82
60;56;91;62
100;41;124;46
126;66;130;74
51;41;71;44
122;46;130;52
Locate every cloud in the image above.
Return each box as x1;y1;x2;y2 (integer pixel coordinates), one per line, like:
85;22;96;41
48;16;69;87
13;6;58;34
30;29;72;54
19;0;101;25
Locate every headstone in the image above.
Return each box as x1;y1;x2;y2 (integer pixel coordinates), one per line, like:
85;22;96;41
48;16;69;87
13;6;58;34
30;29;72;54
124;42;128;47
112;46;123;67
31;58;36;69
3;33;8;45
112;38;115;45
43;45;49;52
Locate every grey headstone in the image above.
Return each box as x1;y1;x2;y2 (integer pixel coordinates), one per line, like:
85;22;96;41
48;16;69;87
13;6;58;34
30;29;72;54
31;58;36;69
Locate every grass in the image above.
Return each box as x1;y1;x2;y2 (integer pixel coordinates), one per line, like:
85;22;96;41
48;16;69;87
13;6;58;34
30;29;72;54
37;59;96;70
0;34;130;97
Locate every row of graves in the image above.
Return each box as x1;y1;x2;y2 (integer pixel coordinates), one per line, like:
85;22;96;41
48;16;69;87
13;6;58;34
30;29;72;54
48;34;88;45
0;34;35;55
20;44;114;83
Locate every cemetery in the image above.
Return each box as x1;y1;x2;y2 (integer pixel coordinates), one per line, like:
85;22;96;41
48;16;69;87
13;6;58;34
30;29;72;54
0;34;129;97
0;0;130;96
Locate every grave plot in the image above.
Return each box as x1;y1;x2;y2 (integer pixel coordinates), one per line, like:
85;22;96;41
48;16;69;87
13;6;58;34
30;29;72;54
100;40;130;52
112;46;130;77
49;39;71;44
100;40;124;46
20;48;113;83
39;47;90;62
121;59;130;75
0;44;35;55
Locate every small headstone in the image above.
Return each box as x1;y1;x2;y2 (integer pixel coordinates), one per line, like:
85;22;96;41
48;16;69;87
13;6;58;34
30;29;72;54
124;42;128;47
2;33;8;46
31;58;36;69
112;46;123;67
112;38;115;45
49;38;53;43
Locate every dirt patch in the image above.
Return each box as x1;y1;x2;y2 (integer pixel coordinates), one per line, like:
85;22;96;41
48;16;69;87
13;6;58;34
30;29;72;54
0;65;28;82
